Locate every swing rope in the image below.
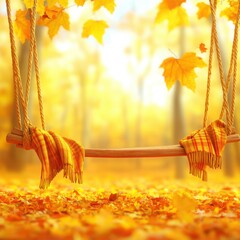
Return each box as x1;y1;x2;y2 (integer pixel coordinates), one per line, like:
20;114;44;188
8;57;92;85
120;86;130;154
5;0;45;149
6;0;85;189
203;0;240;135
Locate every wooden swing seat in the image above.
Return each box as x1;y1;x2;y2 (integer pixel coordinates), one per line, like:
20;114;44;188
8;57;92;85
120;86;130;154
6;129;240;158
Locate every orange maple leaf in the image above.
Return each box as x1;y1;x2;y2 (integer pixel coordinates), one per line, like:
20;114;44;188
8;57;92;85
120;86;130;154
220;0;239;24
199;43;207;53
197;2;211;19
155;1;189;31
75;0;86;6
14;9;30;43
160;52;207;91
93;0;116;13
38;6;70;38
164;0;186;10
82;20;109;44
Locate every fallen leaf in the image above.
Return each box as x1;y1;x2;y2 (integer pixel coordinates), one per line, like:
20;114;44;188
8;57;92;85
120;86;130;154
14;9;30;43
172;192;197;222
160;52;207;91
155;1;189;30
109;193;118;201
93;0;116;13
82;19;109;44
196;2;211;19
38;6;70;38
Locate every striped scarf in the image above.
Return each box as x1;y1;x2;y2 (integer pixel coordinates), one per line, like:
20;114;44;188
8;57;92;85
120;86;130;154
179;120;227;181
30;127;84;189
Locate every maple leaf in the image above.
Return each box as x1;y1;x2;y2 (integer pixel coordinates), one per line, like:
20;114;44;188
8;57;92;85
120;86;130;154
14;10;30;43
172;192;197;222
199;43;207;53
93;0;116;14
82;20;109;44
23;0;45;15
155;1;189;30
47;0;68;8
197;2;211;19
38;6;70;38
160;52;207;91
220;0;239;23
75;0;86;6
164;0;186;10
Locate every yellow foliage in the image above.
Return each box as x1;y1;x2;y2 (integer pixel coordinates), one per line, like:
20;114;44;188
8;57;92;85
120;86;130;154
160;52;207;91
197;2;211;19
23;0;45;15
82;19;109;44
220;0;239;24
14;9;30;43
155;1;189;30
48;0;69;8
38;6;70;39
93;0;116;14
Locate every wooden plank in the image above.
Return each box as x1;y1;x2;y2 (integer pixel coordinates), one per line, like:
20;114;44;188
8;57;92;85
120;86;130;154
5;129;240;158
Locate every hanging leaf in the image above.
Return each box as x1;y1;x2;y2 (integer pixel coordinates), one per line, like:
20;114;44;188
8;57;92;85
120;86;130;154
14;9;30;43
160;52;207;91
23;0;45;15
220;0;239;24
93;0;116;14
199;43;207;53
47;0;69;8
75;0;86;6
164;0;186;10
82;19;109;44
196;2;211;19
155;1;189;30
38;6;70;38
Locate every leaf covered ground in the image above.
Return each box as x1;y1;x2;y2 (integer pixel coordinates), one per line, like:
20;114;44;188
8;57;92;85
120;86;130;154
0;166;239;240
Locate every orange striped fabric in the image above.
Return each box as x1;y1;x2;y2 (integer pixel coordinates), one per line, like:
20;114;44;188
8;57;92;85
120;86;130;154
30;127;84;189
179;120;227;181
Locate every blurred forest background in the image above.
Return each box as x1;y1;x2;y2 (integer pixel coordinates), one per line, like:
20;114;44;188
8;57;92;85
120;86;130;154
0;0;240;181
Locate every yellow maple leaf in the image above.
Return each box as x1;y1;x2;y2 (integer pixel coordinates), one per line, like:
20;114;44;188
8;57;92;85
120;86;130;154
48;0;68;8
38;6;70;38
14;10;30;43
82;20;109;44
172;192;197;222
75;0;86;6
155;1;189;30
197;2;211;19
220;0;238;23
164;0;186;10
160;52;207;91
23;0;45;15
93;0;116;14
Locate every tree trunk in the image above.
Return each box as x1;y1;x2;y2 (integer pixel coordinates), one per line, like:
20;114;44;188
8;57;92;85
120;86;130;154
173;26;186;179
